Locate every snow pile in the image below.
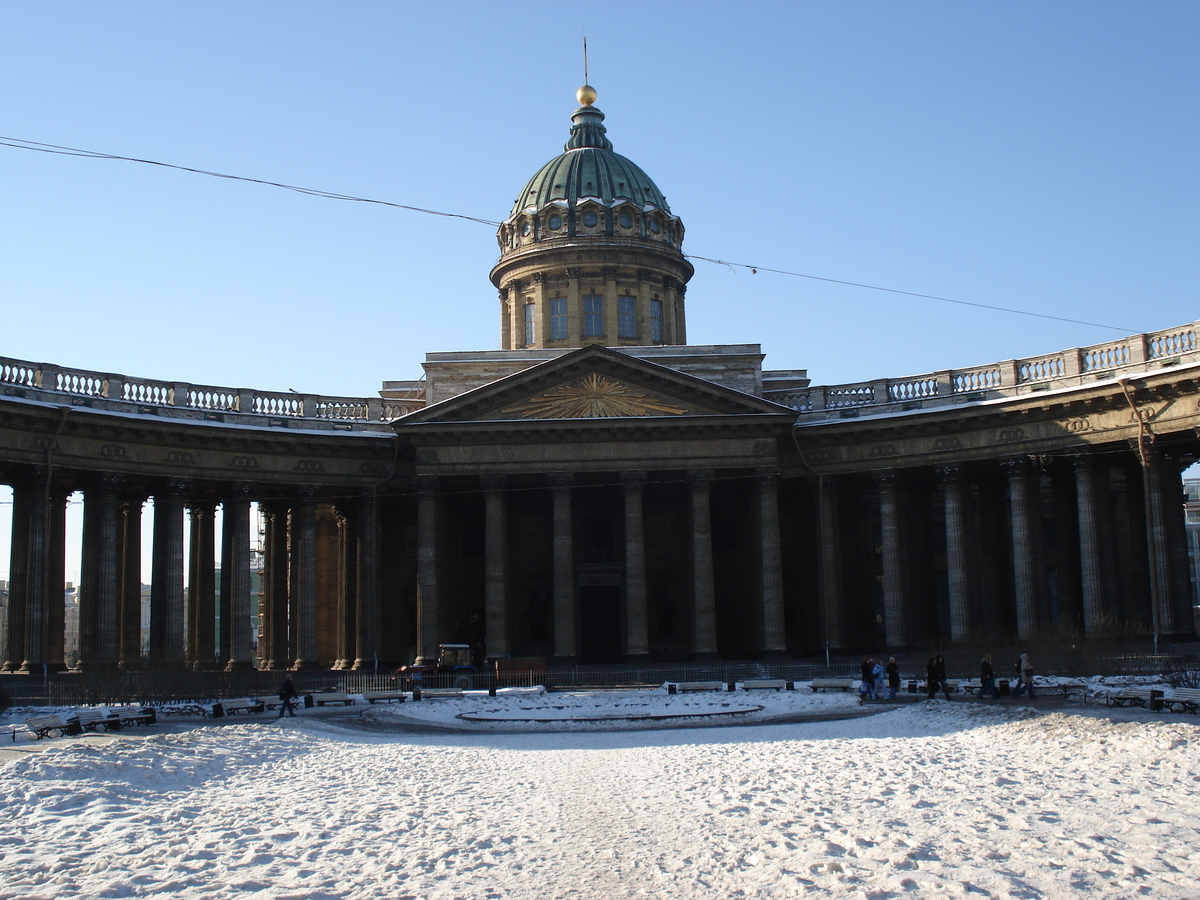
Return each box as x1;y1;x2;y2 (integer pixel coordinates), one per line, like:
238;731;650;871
1;697;1198;899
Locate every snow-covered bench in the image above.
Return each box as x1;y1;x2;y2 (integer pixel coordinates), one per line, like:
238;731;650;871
212;698;266;717
25;715;80;740
362;690;407;704
1161;688;1200;714
105;706;157;727
69;709;124;732
810;679;855;692
1104;687;1155;708
308;692;357;707
412;688;463;700
741;679;795;691
666;681;725;694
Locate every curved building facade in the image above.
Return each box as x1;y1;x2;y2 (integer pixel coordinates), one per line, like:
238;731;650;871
1;87;1197;678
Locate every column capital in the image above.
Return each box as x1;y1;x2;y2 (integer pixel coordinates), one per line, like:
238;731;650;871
935;463;962;481
548;472;574;489
565;266;581;279
688;468;714;484
872;470;899;489
621;471;647;488
224;482;255;501
413;474;438;495
755;466;780;483
481;474;507;492
1000;456;1032;477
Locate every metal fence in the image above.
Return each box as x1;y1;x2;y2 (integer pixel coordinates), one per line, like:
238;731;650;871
1;651;1196;709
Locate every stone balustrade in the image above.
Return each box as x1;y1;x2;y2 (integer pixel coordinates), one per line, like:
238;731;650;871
776;321;1200;419
0;356;423;432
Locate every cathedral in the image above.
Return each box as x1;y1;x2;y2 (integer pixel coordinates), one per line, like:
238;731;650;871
1;85;1197;675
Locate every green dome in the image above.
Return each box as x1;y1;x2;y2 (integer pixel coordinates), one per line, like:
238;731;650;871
509;102;670;218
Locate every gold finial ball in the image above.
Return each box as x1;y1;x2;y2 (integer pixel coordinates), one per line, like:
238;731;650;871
576;84;597;107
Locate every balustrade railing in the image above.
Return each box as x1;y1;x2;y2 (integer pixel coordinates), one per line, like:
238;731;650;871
0;355;421;431
782;320;1200;418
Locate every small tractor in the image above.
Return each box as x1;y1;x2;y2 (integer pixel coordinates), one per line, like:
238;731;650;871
400;643;479;689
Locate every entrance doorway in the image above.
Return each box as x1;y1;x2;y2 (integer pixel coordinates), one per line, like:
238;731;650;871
579;585;622;662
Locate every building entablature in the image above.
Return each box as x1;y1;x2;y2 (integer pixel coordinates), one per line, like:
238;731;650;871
793;362;1200;475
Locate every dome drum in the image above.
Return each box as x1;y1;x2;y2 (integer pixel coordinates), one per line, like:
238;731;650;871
493;87;693;352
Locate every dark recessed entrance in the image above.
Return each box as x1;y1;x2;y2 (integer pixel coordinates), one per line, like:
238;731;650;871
579;585;622;663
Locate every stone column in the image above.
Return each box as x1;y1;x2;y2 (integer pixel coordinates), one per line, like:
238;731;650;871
332;504;356;670
1073;454;1114;633
483;475;509;660
875;470;908;647
689;470;718;658
757;468;787;654
415;477;439;660
78;476;122;670
117;496;144;668
550;473;576;661
222;488;254;671
259;501;290;669
623;472;649;659
817;478;845;649
186;501;217;670
1144;449;1194;637
31;485;69;674
353;492;381;671
150;482;187;668
1003;458;1044;641
939;465;972;641
291;490;319;669
1;477;34;673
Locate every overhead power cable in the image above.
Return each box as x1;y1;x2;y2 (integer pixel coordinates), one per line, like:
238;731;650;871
683;255;1136;334
2;134;1135;333
0;135;502;227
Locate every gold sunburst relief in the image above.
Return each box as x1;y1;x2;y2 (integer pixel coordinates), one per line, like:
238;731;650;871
504;373;687;419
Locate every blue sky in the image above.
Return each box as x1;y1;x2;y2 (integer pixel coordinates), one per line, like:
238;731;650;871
1;1;1197;398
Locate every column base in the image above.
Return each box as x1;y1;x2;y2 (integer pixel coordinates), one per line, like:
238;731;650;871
551;655;579;666
689;651;722;663
17;661;69;675
757;649;791;661
224;660;255;673
291;659;322;671
623;653;652;663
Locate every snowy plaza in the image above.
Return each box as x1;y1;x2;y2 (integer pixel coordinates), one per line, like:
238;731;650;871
2;691;1198;899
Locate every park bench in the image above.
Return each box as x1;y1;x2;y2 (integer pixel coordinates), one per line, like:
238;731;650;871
1160;687;1200;714
25;715;81;740
105;706;157;727
362;690;407;703
69;709;125;732
412;688;463;700
1104;687;1155;708
212;698;266;717
810;678;856;692
253;696;285;711
308;692;356;707
741;679;795;691
155;703;207;718
666;681;725;694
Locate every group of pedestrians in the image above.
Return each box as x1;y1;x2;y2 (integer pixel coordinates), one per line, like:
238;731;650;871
859;656;900;701
858;652;1038;701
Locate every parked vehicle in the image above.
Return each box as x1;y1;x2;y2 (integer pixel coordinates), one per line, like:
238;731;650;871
400;643;479;689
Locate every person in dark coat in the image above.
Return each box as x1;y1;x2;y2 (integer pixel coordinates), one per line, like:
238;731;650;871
926;655;951;700
860;657;876;700
885;657;900;701
979;654;998;699
1012;652;1037;698
277;676;299;719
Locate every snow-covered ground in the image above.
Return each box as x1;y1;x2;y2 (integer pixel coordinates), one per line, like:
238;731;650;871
1;688;1198;899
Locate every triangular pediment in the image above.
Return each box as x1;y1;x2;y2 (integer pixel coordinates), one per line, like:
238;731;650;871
397;345;792;426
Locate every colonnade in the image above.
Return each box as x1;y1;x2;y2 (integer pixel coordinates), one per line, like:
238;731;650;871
413;467;788;662
817;447;1196;649
0;467;385;674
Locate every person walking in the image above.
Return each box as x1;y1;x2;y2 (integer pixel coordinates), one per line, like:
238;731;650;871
926;655;952;700
872;658;886;701
277;676;299;719
979;654;998;699
885;657;900;701
860;657;876;701
1012;652;1036;698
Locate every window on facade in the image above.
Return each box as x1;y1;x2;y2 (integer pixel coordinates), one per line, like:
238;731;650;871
651;299;663;342
619;295;637;338
583;294;604;337
524;303;535;346
549;297;567;340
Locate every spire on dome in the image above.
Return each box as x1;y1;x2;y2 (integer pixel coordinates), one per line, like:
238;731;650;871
565;85;613;151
